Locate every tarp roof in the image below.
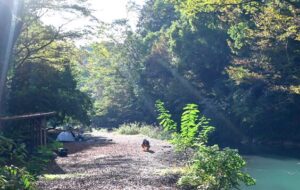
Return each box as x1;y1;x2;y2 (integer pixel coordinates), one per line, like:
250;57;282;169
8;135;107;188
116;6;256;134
0;112;56;121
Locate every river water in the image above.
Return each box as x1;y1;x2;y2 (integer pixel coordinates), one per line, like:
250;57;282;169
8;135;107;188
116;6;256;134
243;155;300;190
235;143;300;190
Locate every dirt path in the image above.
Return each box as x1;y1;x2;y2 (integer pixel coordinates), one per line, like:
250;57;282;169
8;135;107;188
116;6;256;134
37;132;181;190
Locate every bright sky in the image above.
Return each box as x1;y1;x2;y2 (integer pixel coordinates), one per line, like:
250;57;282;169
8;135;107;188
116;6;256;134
42;0;144;44
89;0;143;23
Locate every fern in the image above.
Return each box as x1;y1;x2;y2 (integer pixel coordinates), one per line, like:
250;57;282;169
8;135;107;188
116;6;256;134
155;100;214;152
155;100;177;132
0;165;35;190
155;100;255;189
198;116;215;144
181;104;200;147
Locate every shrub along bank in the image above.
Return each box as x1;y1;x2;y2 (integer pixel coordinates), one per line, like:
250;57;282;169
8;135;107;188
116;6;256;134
0;134;62;190
155;100;255;190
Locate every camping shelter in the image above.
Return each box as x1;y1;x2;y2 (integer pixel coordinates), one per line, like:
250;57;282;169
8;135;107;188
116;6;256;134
0;112;56;149
56;131;75;142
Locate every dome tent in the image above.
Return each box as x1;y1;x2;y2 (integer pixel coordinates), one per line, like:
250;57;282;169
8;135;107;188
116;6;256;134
56;131;75;142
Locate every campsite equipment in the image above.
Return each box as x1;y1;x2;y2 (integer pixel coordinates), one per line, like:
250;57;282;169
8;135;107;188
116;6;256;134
76;134;84;142
56;131;75;142
57;148;68;157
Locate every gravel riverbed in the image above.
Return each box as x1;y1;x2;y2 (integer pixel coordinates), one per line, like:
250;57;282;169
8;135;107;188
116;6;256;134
37;131;182;190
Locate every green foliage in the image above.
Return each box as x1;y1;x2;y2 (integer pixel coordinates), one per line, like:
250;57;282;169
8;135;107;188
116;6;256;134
156;100;214;152
155;100;177;132
139;125;171;140
8;62;93;125
116;122;171;140
0;175;5;189
0;165;35;190
3;0;94;125
178;145;256;190
0;135;27;167
25;142;62;175
137;0;179;36
1;0;91;189
117;123;141;135
138;0;300;143
181;104;214;145
77;36;153;127
0;133;62;176
227;22;250;50
155;101;255;189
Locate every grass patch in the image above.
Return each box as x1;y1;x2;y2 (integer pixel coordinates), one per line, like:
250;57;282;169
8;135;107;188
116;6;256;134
155;167;186;176
93;128;109;133
116;122;171;140
43;173;87;180
117;123;141;135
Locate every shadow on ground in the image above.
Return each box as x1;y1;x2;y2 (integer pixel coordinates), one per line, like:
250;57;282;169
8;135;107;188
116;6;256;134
45;134;115;175
38;153;180;190
66;155;134;170
45;159;66;174
62;135;115;155
37;132;181;190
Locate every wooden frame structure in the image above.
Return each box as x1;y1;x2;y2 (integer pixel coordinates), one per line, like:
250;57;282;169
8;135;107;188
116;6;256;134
0;112;56;148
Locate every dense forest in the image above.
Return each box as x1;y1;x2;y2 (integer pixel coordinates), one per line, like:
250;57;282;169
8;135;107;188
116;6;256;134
78;0;300;144
2;0;299;145
0;0;300;189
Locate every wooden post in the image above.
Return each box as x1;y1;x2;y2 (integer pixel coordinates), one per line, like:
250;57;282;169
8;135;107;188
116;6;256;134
35;119;40;147
40;122;43;146
35;120;38;147
33;119;36;148
35;118;42;146
43;129;47;145
41;118;47;146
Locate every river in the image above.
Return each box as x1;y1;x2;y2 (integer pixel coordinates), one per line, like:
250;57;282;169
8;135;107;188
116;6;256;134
243;155;300;190
237;144;300;190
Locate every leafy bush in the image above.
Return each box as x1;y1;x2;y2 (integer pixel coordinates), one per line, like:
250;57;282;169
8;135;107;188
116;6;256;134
0;134;62;188
0;135;27;166
0;135;35;189
0;175;5;189
0;134;61;174
0;165;35;190
156;101;214;152
139;125;171;140
26;141;63;174
155;100;255;189
178;145;255;190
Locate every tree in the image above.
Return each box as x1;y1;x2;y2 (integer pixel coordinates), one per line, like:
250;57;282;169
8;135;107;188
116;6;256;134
8;51;92;125
2;0;95;125
164;0;300;141
137;0;179;36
